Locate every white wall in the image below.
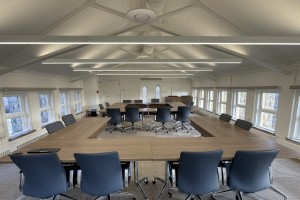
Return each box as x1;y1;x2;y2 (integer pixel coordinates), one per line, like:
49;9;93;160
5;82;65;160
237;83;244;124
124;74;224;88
192;68;300;152
0;70;85;153
97;76;192;104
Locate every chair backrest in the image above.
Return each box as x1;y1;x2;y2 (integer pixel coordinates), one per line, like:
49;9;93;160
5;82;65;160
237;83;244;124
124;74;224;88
61;114;76;126
156;107;171;123
125;107;140;122
123;100;131;103
228;149;279;193
105;102;110;107
45;121;65;134
151;98;160;103
176;106;191;122
74;151;123;196
188;101;194;106
134;100;143;103
90;109;97;117
234;119;253;130
10;153;67;199
178;150;223;196
219;113;232;123
99;104;105;110
106;108;122;124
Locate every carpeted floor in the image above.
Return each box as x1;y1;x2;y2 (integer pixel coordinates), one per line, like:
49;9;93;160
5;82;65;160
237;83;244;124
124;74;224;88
1;117;300;200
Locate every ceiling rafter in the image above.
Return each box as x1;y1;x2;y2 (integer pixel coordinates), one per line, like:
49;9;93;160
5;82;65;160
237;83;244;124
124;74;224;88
189;0;290;72
151;24;290;74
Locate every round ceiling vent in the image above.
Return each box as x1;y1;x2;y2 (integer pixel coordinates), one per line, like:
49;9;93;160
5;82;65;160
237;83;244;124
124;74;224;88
127;9;157;23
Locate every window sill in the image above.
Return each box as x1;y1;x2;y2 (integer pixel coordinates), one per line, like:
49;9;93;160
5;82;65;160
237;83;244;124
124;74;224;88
285;138;300;145
75;111;84;115
9;129;36;141
252;126;275;135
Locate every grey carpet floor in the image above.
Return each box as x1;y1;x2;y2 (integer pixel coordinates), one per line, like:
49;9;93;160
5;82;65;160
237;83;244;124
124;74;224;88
1;117;300;200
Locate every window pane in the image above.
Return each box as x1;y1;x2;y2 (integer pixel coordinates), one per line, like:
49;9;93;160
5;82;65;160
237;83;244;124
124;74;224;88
209;91;214;100
259;112;276;130
41;110;49;124
74;91;80;102
262;92;279;111
221;91;227;102
221;104;226;114
238;92;247;105
75;103;81;113
155;85;160;99
39;94;48;108
61;106;66;116
6;117;23;135
236;107;245;119
142;86;147;103
3;96;21;114
60;93;66;104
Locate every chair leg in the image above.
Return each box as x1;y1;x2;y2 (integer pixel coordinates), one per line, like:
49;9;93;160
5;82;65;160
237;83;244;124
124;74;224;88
236;191;243;200
269;185;288;200
185;194;191;200
59;194;76;200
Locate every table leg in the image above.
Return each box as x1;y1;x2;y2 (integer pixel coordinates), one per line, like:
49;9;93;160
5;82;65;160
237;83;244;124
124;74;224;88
134;161;149;200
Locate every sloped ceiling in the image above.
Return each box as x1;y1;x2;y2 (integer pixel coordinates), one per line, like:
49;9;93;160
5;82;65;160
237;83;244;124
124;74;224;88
0;0;299;81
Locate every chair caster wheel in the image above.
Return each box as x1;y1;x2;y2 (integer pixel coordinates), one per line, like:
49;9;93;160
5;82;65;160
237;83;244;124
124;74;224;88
155;131;157;133
168;192;172;198
152;180;156;184
175;130;178;132
144;179;148;184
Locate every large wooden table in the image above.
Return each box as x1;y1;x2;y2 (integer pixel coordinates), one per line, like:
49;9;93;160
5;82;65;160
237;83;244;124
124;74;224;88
1;112;300;163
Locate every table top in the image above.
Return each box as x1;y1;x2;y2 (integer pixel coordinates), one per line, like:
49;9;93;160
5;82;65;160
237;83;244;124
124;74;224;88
43;117;110;140
189;115;258;137
1;113;300;163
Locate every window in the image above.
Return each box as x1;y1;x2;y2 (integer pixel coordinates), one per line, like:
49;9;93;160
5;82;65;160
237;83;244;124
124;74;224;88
216;90;228;114
3;93;31;137
232;89;247;120
192;89;197;107
39;92;54;126
60;91;70;116
198;89;205;109
206;89;214;112
74;90;82;113
254;90;279;132
155;85;161;99
142;86;147;103
290;90;300;141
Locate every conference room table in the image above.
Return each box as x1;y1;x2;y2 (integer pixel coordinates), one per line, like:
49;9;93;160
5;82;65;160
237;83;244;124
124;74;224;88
1;109;300;199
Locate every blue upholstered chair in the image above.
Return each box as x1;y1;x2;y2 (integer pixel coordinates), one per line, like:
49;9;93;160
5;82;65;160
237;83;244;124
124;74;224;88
188;101;194;107
155;107;171;133
123;100;132;103
45;121;65;134
219;113;232;123
151;98;160;103
10;153;75;200
234;119;253;131
123;107;142;132
224;149;287;200
167;150;223;200
74;152;127;199
173;106;191;133
134;100;143;103
62;114;76;126
106;108;123;133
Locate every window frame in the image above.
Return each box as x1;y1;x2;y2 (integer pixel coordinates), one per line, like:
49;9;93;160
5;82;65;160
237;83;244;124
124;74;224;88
3;92;31;138
216;89;228;115
289;90;300;141
155;85;161;99
205;89;214;112
232;89;247;120
253;89;279;133
74;90;82;114
39;92;54;126
60;91;70;116
197;89;205;109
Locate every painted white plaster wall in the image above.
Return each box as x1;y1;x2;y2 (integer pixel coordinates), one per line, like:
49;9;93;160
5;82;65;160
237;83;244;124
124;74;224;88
0;71;85;153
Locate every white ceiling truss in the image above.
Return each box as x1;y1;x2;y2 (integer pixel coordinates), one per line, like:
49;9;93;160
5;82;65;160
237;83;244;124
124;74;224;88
0;0;299;80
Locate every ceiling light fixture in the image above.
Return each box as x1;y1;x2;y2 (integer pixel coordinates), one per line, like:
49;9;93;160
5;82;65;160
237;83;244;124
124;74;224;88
2;36;300;45
73;68;212;72
42;58;241;64
148;77;189;79
95;73;194;76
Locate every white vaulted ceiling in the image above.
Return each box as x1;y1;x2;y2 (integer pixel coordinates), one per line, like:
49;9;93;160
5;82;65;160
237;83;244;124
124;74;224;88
0;0;299;81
